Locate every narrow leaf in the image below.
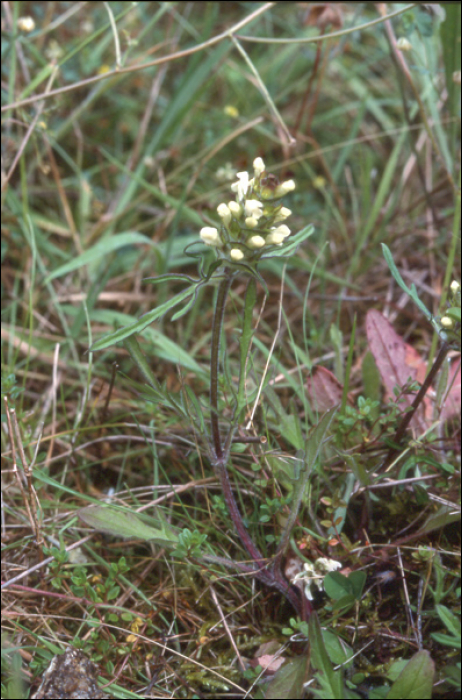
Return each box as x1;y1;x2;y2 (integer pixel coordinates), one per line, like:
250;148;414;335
78;506;179;546
90;286;196;351
44;232;153;283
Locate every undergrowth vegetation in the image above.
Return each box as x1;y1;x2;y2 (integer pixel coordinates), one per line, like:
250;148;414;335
1;3;460;699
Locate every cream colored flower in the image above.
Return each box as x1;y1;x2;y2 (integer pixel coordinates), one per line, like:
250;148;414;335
200;227;222;247
265;232;285;245
441;316;454;329
274;207;292;221
270;224;291;238
247;235;266;249
18;16;35;32
275;180;295;196
244;199;263;219
253;157;266;177
397;37;412;52
245;216;259;229
292;558;341;601
217;203;231;225
231;171;251;201
228;201;241;216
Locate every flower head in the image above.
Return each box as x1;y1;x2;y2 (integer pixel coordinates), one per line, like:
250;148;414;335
197;157;302;264
292;558;341;601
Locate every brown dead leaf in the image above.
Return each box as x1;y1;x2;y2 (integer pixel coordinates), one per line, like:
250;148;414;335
306;365;351;412
365;309;431;434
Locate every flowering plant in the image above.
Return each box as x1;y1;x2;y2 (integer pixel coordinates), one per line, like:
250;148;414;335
85;158;326;621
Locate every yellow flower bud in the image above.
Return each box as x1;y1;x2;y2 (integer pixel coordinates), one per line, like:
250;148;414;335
18;16;35;32
441;316;454;329
274;180;295;197
247;235;266;249
266;232;285;245
217;203;231;225
245;216;259;229
397;37;412;52
230;248;244;261
228;201;241;216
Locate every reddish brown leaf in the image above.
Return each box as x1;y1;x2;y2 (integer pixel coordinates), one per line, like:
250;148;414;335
306;365;346;412
365;309;430;433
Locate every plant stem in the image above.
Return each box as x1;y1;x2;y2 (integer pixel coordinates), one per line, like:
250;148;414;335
210;269;234;461
208;268;307;619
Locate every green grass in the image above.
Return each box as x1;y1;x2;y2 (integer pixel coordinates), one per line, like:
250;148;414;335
1;3;460;699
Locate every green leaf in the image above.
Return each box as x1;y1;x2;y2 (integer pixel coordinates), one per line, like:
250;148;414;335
237;277;257;415
324;571;353;600
381;244;433;323
90;286;196;351
386;650;434;699
309;612;345;699
322;630;354;667
446;307;461;322
264;655;309;700
418;505;460;536
78;506;179;547
43;232;153;283
435;604;461;638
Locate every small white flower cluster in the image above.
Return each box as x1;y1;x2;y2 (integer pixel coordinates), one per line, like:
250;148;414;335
199;158;295;263
292;557;342;601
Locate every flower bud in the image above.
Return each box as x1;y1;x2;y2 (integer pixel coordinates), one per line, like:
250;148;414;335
270;224;291;238
247;235;266;249
230;248;244;261
453;71;461;85
265;232;285;245
18;16;35;32
274;180;295;197
228;201;241;216
397;37;412;52
253;157;266;177
200;227;222;247
244;199;263;218
217;203;231;225
440;316;454;329
450;280;461;294
274;207;292;221
245;216;259;229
